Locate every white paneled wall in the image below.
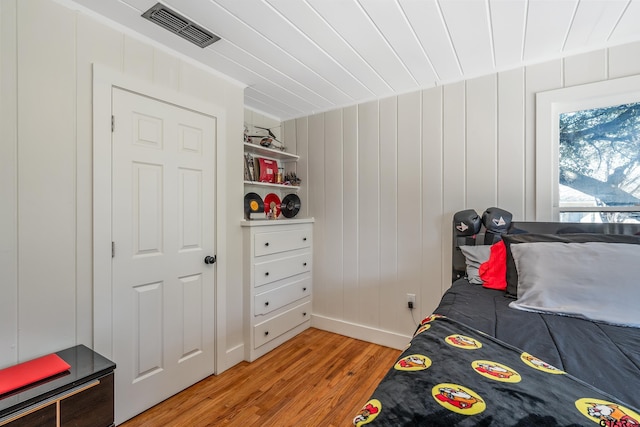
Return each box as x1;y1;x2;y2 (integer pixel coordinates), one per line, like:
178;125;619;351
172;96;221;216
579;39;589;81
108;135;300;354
286;41;640;349
497;68;525;218
395;92;421;331
341;106;358;324
244;109;281;136
0;1;19;370
0;0;244;372
15;0;77;362
379;97;398;330
323;109;344;320
356;102;379;327
466;74;497;210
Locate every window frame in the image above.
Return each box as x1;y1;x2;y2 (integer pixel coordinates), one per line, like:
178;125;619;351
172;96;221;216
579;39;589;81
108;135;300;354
536;74;640;221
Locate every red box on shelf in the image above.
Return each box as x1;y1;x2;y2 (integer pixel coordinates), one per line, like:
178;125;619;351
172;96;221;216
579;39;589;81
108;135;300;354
258;158;276;183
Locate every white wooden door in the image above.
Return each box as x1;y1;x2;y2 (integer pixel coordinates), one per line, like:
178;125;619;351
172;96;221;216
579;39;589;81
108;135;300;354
111;88;216;424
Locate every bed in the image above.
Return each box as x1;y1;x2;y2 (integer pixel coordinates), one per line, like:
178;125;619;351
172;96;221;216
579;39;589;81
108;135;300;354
353;208;640;426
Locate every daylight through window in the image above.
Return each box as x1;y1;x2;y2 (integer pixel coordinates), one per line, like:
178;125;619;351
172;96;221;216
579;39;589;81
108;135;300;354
558;102;640;223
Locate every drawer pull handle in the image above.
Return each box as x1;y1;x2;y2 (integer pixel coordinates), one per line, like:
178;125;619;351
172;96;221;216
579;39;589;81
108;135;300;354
265;301;269;306
303;237;307;241
265;242;269;247
264;331;269;336
265;272;269;276
303;262;307;266
303;287;307;292
303;312;307;316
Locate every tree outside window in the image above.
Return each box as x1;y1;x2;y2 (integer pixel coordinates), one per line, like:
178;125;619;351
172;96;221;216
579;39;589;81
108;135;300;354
559;102;640;223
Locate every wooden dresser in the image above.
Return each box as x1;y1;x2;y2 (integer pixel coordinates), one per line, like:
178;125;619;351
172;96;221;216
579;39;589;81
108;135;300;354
242;219;313;362
0;345;116;427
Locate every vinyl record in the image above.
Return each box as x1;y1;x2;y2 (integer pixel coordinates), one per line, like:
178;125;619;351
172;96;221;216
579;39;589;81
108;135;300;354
264;193;281;218
244;192;264;218
281;193;301;218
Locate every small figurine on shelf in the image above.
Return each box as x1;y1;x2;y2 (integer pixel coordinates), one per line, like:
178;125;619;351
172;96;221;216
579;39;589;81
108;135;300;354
284;172;302;186
266;201;278;220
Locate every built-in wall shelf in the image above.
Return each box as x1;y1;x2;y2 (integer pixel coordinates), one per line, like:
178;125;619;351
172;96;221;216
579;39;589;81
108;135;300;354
243;180;301;191
244;142;299;162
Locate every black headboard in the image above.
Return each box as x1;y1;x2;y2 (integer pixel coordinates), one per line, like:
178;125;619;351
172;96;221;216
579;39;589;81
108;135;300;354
452;217;640;282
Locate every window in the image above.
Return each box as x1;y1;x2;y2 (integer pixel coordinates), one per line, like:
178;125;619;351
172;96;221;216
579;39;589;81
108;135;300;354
536;75;640;222
558;102;640;223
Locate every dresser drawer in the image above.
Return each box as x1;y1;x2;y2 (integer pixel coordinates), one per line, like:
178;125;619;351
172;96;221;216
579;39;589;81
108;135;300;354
254;228;311;257
254;277;311;316
242;220;314;362
254;253;311;288
254;301;311;349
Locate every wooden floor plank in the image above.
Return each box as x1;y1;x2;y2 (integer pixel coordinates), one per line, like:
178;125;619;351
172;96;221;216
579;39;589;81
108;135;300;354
119;328;402;427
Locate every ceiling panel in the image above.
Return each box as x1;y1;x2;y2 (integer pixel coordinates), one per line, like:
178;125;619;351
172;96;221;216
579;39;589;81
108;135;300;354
167;0;354;106
399;0;462;82
267;0;392;96
609;0;640;43
439;0;495;76
212;42;335;110
215;0;373;102
121;0;155;11
307;0;418;93
68;0;640;120
359;0;437;88
523;0;578;62
564;0;628;50
490;0;526;68
245;87;305;118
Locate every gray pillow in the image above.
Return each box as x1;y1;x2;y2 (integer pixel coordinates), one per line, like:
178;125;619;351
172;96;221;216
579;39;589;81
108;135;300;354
459;245;491;284
502;232;640;298
508;242;640;327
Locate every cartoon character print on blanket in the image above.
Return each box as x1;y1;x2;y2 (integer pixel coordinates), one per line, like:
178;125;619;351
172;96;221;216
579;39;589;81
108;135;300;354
575;398;640;426
353;399;382;426
353;315;640;427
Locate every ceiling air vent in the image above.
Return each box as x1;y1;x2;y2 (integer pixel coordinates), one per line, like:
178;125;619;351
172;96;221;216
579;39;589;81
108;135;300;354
142;3;220;48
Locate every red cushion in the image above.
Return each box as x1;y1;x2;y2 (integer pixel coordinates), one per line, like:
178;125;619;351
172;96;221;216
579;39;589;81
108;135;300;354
0;353;71;395
479;240;507;291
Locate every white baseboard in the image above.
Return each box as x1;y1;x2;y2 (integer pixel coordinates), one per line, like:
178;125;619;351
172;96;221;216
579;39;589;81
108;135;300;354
220;317;411;373
311;315;412;350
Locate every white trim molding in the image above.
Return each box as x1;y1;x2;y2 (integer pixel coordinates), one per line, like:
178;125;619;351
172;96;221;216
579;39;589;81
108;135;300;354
536;74;640;221
311;314;411;351
92;64;229;373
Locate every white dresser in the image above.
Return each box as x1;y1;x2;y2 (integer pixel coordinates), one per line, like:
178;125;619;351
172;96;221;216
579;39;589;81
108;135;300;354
241;218;314;362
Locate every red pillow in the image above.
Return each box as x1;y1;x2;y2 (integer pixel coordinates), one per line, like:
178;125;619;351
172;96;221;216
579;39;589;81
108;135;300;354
479;240;507;291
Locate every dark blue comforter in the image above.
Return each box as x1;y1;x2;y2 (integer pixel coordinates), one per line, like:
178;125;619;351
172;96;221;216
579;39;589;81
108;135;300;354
353;280;640;426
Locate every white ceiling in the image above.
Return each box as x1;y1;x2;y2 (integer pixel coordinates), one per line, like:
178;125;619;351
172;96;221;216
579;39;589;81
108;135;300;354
70;0;640;121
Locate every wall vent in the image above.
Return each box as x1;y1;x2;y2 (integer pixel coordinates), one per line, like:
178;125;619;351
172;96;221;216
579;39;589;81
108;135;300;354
142;3;220;48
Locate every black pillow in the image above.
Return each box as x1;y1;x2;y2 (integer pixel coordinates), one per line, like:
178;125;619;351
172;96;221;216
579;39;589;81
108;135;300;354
502;233;640;298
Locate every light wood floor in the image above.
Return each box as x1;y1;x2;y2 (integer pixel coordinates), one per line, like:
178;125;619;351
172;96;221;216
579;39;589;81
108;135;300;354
119;328;402;427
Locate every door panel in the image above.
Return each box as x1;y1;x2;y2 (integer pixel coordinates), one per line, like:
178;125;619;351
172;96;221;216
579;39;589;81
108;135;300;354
179;168;202;251
112;88;216;424
133;162;163;256
179;273;204;360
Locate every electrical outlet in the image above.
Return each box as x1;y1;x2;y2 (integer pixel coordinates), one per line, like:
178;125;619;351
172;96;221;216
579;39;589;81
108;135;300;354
407;293;416;309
